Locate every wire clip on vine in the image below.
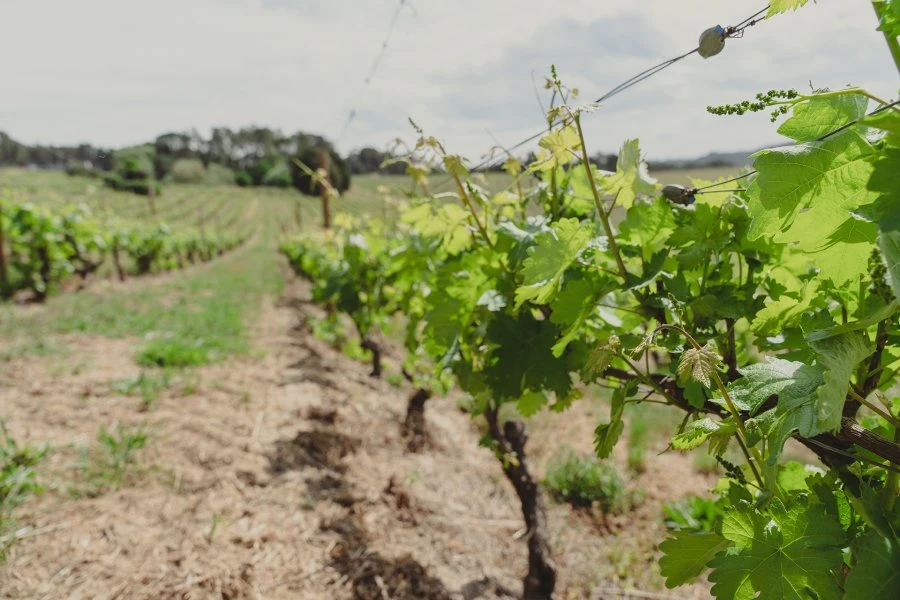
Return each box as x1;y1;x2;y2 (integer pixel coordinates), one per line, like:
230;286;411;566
698;25;726;58
661;184;697;205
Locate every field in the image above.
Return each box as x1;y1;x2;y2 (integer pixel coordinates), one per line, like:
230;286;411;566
0;168;738;599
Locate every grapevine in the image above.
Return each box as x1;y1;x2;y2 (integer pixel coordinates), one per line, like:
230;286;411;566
278;3;900;597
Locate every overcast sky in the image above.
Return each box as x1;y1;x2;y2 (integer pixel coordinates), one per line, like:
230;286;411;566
1;0;897;161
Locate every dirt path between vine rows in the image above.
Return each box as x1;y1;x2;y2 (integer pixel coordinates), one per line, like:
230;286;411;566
0;277;714;599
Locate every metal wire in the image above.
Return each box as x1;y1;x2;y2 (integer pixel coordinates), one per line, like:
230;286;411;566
432;3;773;186
337;0;411;144
694;98;900;192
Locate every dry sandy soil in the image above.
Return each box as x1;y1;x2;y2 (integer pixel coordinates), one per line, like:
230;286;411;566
0;279;715;600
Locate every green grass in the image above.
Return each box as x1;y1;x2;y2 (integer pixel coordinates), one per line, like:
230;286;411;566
0;239;283;365
70;425;148;498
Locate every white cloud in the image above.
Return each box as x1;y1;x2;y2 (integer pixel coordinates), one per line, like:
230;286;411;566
1;0;896;160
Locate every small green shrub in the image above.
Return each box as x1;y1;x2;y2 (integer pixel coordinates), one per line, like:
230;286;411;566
543;450;629;513
170;158;206;183
262;160;292;188
137;338;209;368
662;494;724;532
234;170;253;187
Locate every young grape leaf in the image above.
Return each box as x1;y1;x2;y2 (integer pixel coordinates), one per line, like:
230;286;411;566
672;417;735;451
778;93;867;142
708;501;845;600
767;0;813;17
594;384;628;458
677;341;720;389
659;530;729;588
515;218;593;307
844;532;900;597
809;331;874;433
600;139;657;210
529;125;581;172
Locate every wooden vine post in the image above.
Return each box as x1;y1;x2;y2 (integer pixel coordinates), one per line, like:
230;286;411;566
317;150;332;230
0;202;7;295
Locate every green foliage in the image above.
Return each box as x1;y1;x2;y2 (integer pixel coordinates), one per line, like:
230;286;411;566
662;495;724;533
234;169;253;187
543;450;629;513
274;31;900;595
0;197;247;302
767;0;814;17
1;423;46;560
73;425;147;497
136;338;209;368
261;159;292;188
708;499;845;599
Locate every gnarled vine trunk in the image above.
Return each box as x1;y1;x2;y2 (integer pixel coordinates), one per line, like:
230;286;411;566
359;337;382;378
402;387;431;452
485;408;557;599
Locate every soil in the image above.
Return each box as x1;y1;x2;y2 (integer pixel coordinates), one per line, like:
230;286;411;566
0;277;714;599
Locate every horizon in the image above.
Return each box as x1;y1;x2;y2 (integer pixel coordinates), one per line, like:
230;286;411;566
2;1;896;163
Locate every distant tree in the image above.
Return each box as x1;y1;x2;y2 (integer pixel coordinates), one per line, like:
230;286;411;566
291;146;350;196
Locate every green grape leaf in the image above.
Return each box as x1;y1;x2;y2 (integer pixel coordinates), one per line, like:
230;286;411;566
750;280;820;335
875;0;900;38
844;532;900;597
708;501;845;600
601;139;657;209
809;331;874;433
880;229;900;298
594;385;627;458
404;202;473;254
484;312;573;401
619;197;675;260
778;93;867;142
767;0;813;16
659;530;729;588
861;109;900;137
515;218;593;307
749;132;879;284
671;417;735;451
529;125;581;172
865;144;900;231
729;357;825;414
549;274;614;357
776;461;818;492
517;390;549;417
805;300;898;342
